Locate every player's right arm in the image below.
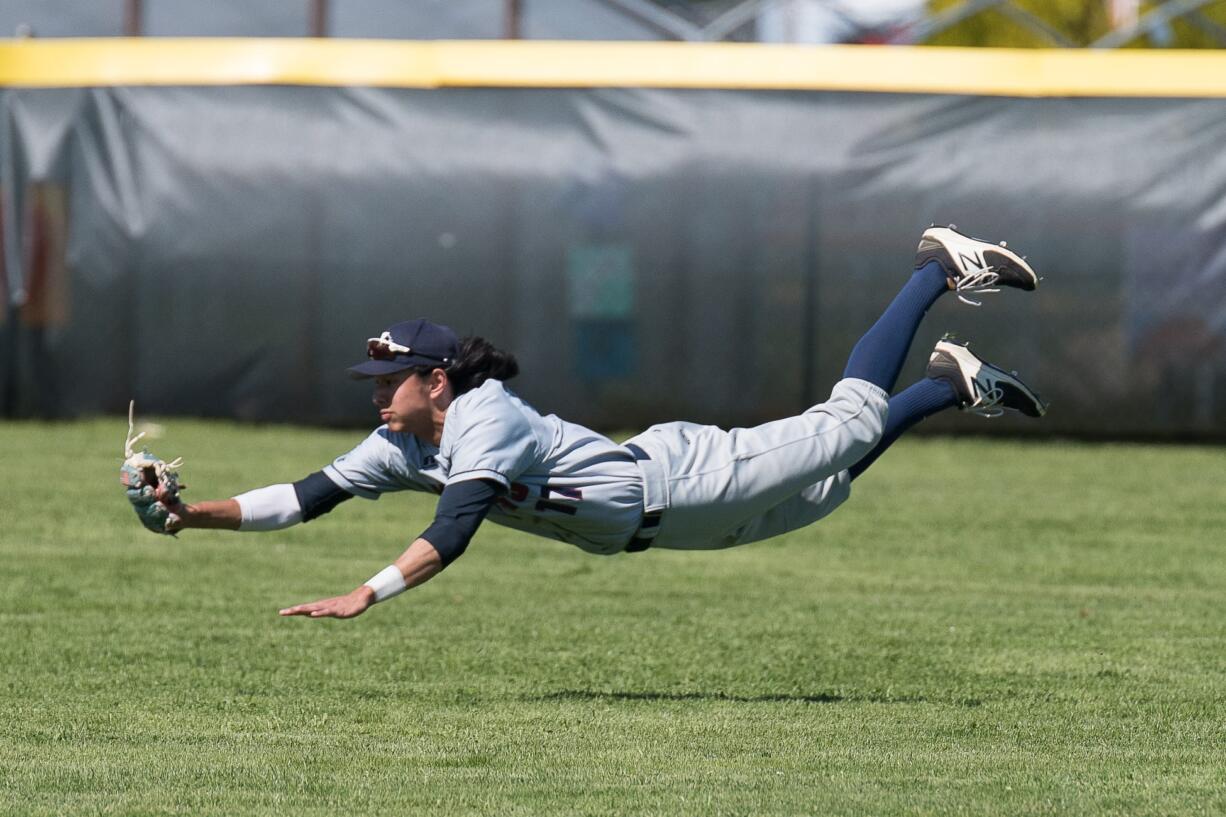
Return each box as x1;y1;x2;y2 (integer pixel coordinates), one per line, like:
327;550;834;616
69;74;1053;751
275;478;501;619
276;536;441;618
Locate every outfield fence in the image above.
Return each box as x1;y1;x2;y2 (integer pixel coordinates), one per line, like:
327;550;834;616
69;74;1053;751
3;41;1226;436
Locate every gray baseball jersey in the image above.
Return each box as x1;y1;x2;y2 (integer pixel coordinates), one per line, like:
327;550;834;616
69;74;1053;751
323;377;888;554
324;380;645;554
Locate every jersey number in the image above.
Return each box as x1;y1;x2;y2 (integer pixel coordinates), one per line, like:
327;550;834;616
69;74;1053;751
500;482;582;516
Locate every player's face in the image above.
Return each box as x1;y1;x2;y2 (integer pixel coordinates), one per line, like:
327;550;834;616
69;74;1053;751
372;371;432;436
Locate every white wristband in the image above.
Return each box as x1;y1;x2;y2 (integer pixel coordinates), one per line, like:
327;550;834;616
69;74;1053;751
363;565;406;603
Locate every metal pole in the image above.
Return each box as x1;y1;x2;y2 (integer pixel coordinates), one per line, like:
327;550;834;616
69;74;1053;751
587;0;698;40
309;0;329;38
504;0;523;39
123;0;143;36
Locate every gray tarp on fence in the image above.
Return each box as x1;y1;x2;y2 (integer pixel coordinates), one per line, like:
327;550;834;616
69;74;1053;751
3;85;1225;435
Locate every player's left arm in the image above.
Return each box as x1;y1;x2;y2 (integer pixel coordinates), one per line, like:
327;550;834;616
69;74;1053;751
163;471;353;533
277;479;502;620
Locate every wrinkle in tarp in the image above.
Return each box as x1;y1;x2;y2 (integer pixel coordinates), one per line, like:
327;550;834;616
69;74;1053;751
2;85;1225;436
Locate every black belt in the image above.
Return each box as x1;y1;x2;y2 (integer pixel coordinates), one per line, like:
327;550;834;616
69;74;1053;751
625;443;661;553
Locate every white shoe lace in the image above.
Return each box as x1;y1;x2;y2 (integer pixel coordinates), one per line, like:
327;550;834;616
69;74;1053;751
967;384;1005;418
954;268;1002;307
124;400;184;468
124;400;145;457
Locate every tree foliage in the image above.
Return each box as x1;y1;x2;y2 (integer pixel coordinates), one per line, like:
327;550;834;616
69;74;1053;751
923;0;1226;48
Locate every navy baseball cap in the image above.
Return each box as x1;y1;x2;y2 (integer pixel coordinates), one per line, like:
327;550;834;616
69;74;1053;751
347;319;459;379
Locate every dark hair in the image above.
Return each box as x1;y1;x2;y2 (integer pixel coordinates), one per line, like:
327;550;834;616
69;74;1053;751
406;335;518;395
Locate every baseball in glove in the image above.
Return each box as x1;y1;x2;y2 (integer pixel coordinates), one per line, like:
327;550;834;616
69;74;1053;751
120;401;185;535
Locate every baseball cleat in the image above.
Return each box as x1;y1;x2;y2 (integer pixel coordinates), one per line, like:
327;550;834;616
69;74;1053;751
916;224;1038;306
926;336;1048;418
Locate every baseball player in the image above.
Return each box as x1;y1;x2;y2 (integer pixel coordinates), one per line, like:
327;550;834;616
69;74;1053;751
123;226;1046;620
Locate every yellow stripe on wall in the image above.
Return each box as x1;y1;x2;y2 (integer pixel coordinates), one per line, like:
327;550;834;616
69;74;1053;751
2;38;1226;97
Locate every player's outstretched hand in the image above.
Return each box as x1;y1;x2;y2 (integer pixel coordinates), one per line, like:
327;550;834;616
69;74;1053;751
279;587;375;620
158;484;188;533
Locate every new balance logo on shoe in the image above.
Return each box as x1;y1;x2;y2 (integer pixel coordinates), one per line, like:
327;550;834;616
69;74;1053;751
926;337;1047;419
958;251;986;271
915;226;1038;306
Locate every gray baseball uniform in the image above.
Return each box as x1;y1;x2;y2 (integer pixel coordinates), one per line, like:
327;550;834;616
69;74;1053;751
322;377;887;554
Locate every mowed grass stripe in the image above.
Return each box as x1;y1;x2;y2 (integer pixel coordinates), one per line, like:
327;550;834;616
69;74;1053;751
1;418;1224;815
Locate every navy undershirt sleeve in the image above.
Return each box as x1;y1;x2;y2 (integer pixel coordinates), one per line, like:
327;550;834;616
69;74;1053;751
292;470;354;522
420;479;502;567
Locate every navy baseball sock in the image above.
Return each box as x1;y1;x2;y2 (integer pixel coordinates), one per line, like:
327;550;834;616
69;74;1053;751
841;260;949;393
849;377;959;481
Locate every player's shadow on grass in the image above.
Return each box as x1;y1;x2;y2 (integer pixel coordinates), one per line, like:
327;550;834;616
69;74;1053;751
535;690;982;707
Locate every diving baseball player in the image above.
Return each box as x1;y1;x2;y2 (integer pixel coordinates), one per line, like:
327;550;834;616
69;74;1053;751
122;226;1046;620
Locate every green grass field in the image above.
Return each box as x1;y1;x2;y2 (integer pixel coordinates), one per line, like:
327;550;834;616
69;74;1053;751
2;417;1225;816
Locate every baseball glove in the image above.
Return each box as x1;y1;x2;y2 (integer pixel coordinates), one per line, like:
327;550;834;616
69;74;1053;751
120;401;185;535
